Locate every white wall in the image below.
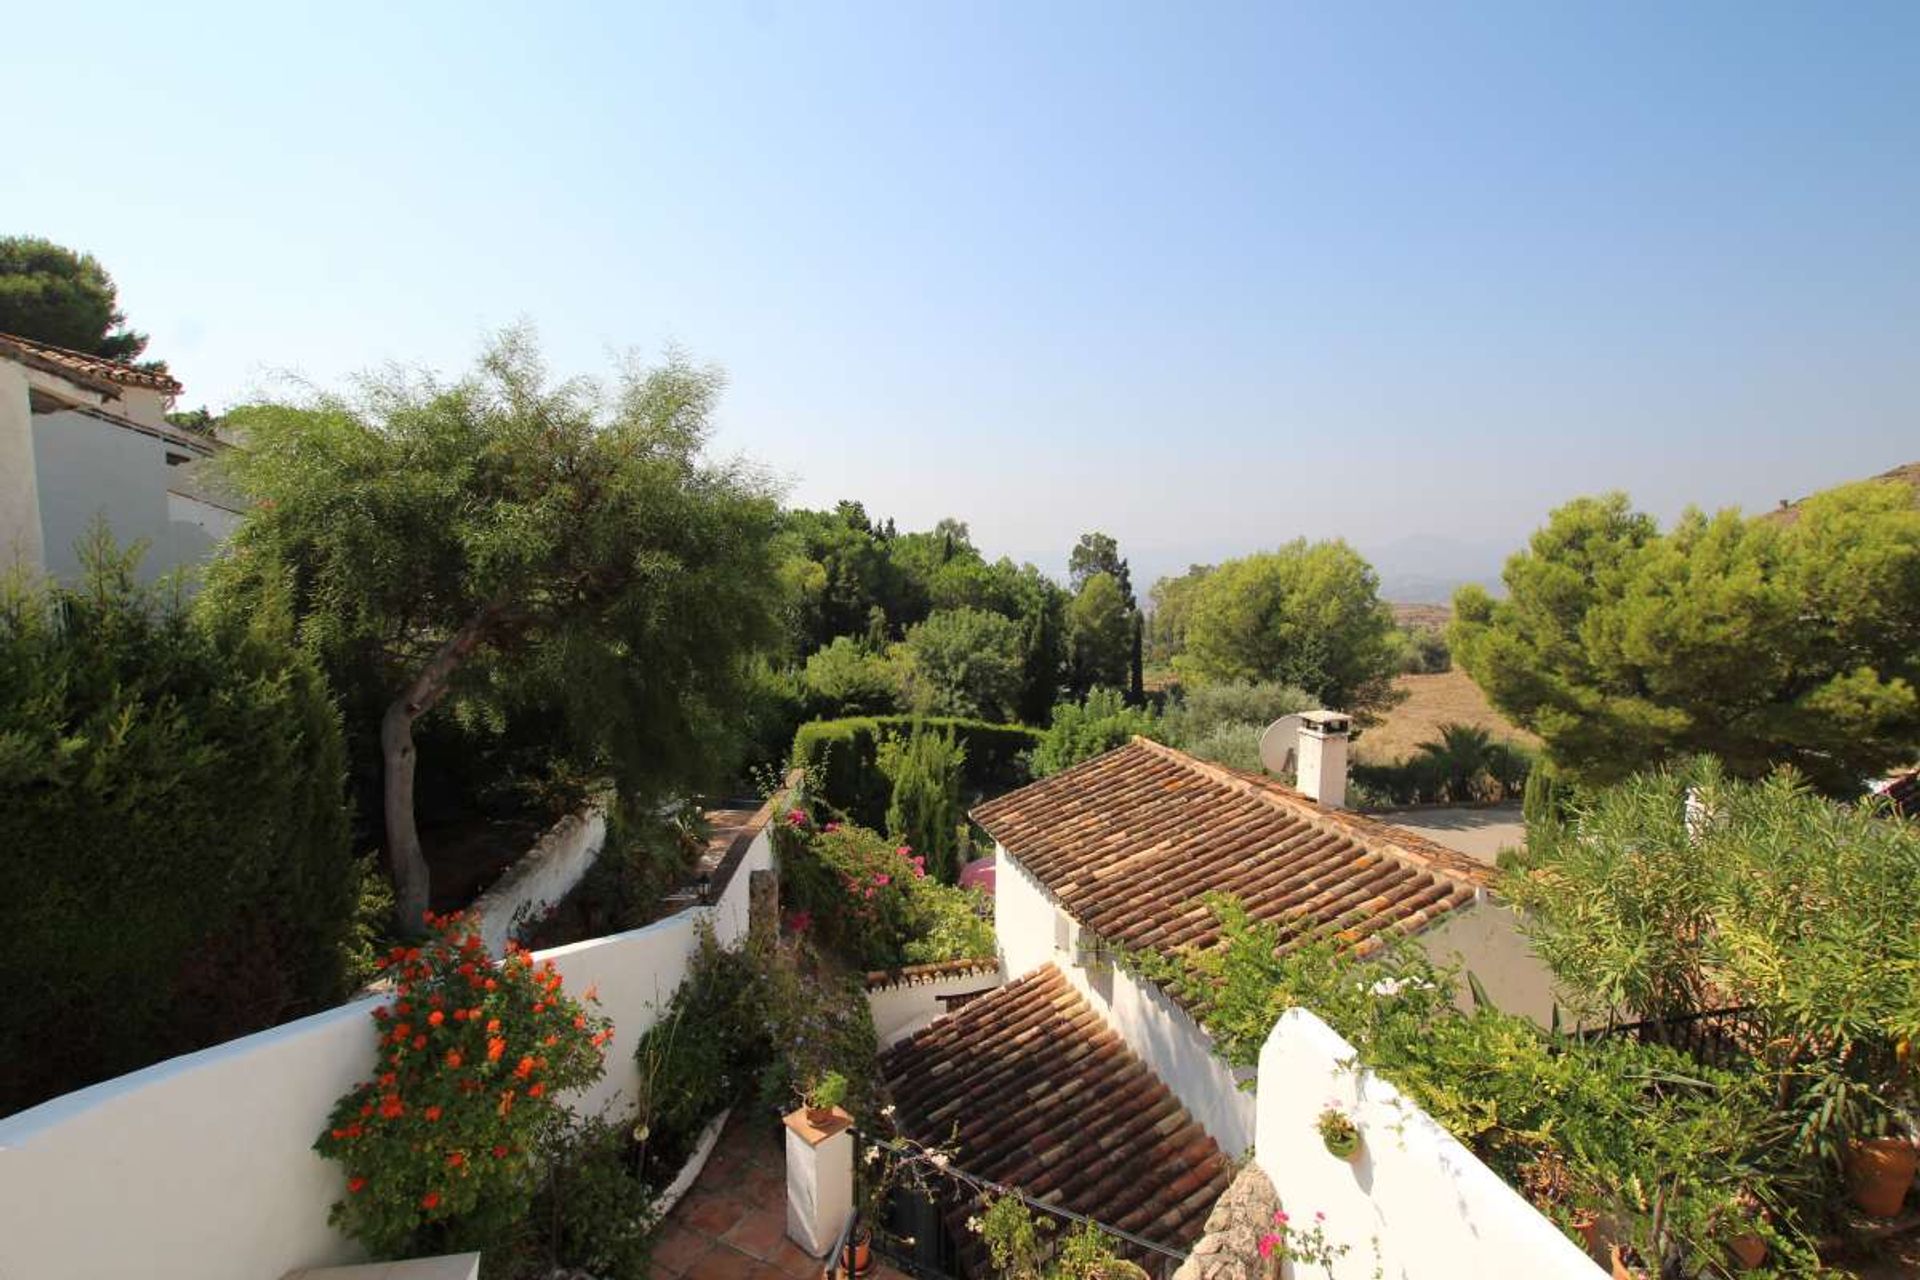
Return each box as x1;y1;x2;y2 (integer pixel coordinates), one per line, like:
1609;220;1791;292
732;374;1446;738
1255;1009;1600;1279
1415;899;1566;1029
469;806;609;956
0;821;774;1280
32;407;217;582
0;363;45;573
995;846;1257;1157
866;964;1005;1047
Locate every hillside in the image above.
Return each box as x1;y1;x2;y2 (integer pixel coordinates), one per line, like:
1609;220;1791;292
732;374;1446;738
1355;667;1540;765
1762;460;1920;524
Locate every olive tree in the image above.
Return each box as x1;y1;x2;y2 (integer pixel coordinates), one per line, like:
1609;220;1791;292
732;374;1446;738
212;329;782;927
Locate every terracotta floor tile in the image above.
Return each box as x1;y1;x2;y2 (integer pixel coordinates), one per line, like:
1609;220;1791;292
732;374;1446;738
767;1239;821;1279
684;1244;761;1280
722;1207;790;1260
683;1192;751;1237
653;1222;717;1274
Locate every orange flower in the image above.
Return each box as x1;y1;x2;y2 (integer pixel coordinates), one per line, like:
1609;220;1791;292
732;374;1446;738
421;1191;440;1210
514;1056;535;1079
527;1082;546;1099
428;1010;445;1027
493;1144;510;1158
424;1105;442;1122
486;1018;501;1034
348;1176;367;1194
394;1024;412;1039
487;1037;506;1062
447;1151;465;1167
573;1016;587;1031
484;979;498;992
498;1090;516;1116
445;1051;463;1069
412;1035;427;1051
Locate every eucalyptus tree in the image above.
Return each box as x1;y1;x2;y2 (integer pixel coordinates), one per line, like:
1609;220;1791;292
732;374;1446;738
211;330;782;927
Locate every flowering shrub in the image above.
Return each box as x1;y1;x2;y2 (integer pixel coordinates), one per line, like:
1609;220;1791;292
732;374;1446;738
775;810;992;969
314;912;612;1257
1257;1209;1351;1278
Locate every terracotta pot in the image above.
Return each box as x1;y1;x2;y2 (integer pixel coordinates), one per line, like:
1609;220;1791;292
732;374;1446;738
1568;1211;1599;1256
842;1227;872;1277
1726;1231;1768;1269
806;1107;840;1130
1609;1245;1648;1280
1844;1136;1919;1218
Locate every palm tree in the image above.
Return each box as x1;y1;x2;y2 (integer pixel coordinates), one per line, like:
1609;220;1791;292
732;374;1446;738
1414;723;1499;802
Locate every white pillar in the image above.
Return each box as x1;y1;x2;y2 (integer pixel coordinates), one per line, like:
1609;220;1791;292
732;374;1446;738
0;363;45;577
784;1107;854;1257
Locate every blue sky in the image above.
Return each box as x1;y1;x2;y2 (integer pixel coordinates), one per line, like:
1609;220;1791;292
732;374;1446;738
10;1;1918;594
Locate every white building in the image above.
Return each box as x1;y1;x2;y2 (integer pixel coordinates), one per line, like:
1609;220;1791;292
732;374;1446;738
875;726;1599;1278
0;332;242;583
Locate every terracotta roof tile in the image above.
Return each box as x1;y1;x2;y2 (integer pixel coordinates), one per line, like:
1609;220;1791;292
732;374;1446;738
881;965;1231;1265
972;738;1487;960
0;332;183;395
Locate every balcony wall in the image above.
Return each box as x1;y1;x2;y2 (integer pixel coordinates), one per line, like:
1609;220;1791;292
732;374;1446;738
0;810;772;1280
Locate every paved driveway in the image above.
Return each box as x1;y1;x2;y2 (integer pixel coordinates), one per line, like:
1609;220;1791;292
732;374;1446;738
1376;803;1525;868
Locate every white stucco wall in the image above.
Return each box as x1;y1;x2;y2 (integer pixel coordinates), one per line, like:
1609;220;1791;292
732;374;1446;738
995;845;1257;1157
0;362;45;573
0;821;775;1280
469;806;609;955
1255;1009;1601;1279
1415;899;1566;1029
866;965;1006;1047
32;407;223;582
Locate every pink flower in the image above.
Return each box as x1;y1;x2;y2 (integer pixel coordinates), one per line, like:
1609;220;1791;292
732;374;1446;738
785;910;813;933
787;808;809;827
896;845;913;859
1274;1210;1289;1225
873;873;892;887
1257;1233;1280;1259
1315;1210;1325;1222
825;821;841;833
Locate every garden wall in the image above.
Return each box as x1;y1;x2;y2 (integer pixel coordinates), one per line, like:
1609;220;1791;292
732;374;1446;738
0;812;774;1280
864;959;1005;1046
468;803;608;956
995;845;1257;1156
1254;1008;1600;1278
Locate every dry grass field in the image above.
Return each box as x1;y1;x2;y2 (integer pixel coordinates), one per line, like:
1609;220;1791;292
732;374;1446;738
1355;667;1540;764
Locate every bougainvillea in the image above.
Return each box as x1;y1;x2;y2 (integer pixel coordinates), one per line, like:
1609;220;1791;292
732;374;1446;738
774;812;991;969
314;912;612;1257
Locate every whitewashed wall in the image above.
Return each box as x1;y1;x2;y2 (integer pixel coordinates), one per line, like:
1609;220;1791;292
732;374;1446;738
0;820;773;1280
469;806;609;956
995;845;1257;1157
866;963;1005;1047
1255;1009;1601;1279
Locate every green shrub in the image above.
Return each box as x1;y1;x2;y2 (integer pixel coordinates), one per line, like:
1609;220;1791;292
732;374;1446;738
881;724;967;882
791;715;1039;827
1180;718;1266;772
0;535;367;1115
1031;688;1160;777
1162;678;1313;746
522;1113;658;1279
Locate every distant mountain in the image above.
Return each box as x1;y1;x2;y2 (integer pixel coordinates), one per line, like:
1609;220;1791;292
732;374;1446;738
1361;535;1511;605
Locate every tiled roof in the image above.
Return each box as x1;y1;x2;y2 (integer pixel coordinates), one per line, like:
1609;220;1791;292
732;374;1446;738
1876;770;1918;819
0;332;183;395
880;964;1231;1264
972;737;1488;959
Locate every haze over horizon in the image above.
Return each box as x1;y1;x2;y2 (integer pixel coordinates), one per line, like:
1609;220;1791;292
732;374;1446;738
10;1;1916;600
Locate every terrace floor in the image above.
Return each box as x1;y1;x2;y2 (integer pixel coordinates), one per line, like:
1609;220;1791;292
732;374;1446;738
649;1111;912;1280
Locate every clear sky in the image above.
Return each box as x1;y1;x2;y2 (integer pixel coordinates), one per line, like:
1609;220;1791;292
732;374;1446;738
10;1;1918;594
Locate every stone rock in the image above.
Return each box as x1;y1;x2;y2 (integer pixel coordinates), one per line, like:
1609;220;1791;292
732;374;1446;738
1171;1163;1280;1280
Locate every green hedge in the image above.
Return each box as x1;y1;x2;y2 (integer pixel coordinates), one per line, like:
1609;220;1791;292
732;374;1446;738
0;544;366;1114
791;715;1039;829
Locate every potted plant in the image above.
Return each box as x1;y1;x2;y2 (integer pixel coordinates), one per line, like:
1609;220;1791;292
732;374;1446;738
1723;1187;1768;1270
1316;1103;1360;1160
805;1070;849;1128
1844;1124;1918;1219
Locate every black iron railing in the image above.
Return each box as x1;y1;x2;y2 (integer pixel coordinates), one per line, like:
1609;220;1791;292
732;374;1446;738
847;1128;1190;1280
1585;1005;1767;1068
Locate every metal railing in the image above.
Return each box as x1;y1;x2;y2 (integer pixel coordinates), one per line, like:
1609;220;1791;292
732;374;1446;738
1585;1005;1767;1069
849;1128;1190;1280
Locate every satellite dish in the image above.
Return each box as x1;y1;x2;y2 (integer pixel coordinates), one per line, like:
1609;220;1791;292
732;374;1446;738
1258;715;1304;775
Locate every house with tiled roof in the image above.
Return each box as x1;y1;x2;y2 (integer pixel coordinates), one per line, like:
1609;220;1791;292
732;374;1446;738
875;720;1594;1278
0;332;240;582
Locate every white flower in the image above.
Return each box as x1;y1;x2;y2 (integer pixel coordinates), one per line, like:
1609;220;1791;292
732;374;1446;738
863;1146;882;1165
929;1151;951;1169
880;1104;897;1119
966;1217;984;1235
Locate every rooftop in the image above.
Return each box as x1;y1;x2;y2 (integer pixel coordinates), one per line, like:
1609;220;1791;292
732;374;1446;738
971;737;1489;959
0;331;184;396
880;964;1232;1267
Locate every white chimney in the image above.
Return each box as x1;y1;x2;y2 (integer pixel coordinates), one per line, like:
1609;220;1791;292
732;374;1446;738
1295;710;1351;809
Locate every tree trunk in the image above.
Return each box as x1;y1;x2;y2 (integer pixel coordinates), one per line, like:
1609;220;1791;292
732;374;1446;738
381;605;501;932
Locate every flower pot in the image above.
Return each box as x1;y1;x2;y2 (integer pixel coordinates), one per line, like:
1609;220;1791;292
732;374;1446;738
1322;1128;1359;1160
1568;1210;1599;1256
1844;1136;1919;1218
1609;1245;1648;1280
806;1107;843;1131
843;1226;872;1277
1726;1232;1768;1269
